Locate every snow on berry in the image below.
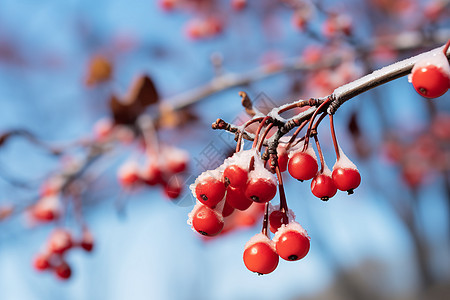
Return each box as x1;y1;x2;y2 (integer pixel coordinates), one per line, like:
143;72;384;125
189;168;223;194
311;162;337;201
273;221;311;261
409;49;450;83
187;201;224;227
117;161;140;187
222;149;253;170
272;221;310;244
333;146;357;170
162;146;189;174
31;195;61;222
332;146;361;194
288;142;317;161
48;229;73;254
243;233;279;274
244;233;277;252
249;150;277;184
188;201;225;236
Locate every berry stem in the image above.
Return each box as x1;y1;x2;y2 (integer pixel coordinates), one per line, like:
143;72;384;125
329;114;340;160
443;39;450;55
257;123;274;152
261;202;270;237
285;119;309;150
302;98;331;152
72;194;86;229
275;165;289;222
311;112;327;133
236;117;264;152
313;135;325;173
252;116;271;149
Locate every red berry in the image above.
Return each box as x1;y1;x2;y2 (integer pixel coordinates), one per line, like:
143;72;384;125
275;228;310;261
221;200;235;218
411;64;449;98
205;17;223;36
332;167;361;194
195;177;226;208
49;229;73;254
118;162;140;187
192;205;224;236
54;262;72;280
159;0;176;11
167;159;187;174
185;19;206;40
231;0;247;11
226;186;253;211
292;11;307;30
244;178;277;203
163;176;183;199
288;151;318;181
243;235;279;275
269;210;288;234
33;254;50;271
223;165;248;188
141;163;163;186
311;172;337;201
80;230;94;252
31;196;60;222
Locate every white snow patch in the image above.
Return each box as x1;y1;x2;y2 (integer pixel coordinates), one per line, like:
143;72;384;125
321;161;332;177
333;146;357;171
272;221;310;244
244;233;276;251
189;168;224;198
222;149;254;171
288;142;318;162
187;201;224;232
249;152;277;184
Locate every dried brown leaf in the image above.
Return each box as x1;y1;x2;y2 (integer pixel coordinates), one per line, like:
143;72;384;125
85;54;113;86
125;75;159;107
109;75;160;125
240;91;255;116
109;95;144;125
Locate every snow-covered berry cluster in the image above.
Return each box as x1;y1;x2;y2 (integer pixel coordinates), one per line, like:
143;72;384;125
188;107;362;274
33;229;93;280
187;149;278;235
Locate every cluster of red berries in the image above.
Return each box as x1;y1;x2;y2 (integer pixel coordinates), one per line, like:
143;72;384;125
187;127;361;274
244;210;310;275
33;229;94;280
188;149;277;236
282;143;361;201
117;146;189;200
410;46;450;98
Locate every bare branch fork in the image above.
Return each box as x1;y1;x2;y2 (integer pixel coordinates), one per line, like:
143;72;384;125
213;44;450;160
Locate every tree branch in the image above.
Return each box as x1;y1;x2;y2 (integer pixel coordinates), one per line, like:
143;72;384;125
328;44;450;114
